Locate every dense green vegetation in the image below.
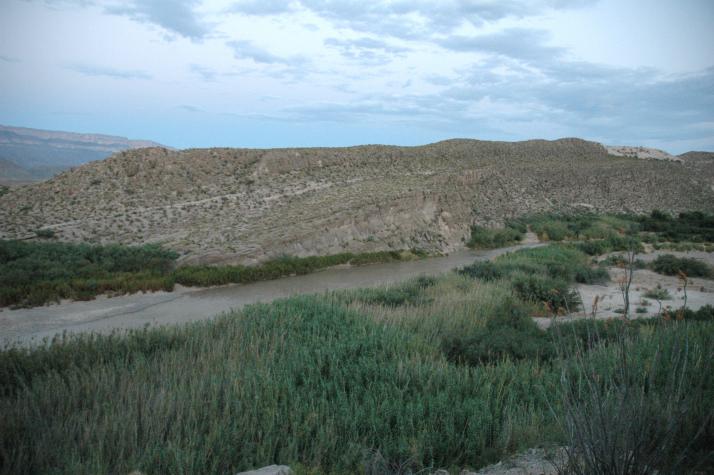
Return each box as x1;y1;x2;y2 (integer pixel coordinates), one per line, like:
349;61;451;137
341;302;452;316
2;249;713;474
466;224;523;249
468;210;714;254
0;240;178;308
459;245;609;315
0;240;428;308
649;253;712;278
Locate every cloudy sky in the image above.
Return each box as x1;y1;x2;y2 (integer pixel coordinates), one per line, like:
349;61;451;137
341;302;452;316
1;0;713;153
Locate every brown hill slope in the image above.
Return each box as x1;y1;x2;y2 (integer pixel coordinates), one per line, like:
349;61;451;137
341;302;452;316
1;138;713;265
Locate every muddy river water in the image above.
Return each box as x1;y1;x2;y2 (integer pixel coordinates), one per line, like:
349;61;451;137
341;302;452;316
1;244;541;346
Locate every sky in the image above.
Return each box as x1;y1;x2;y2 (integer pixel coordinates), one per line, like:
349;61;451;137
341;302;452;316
0;0;713;153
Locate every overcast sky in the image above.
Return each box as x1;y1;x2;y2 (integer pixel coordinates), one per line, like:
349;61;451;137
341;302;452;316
1;0;712;153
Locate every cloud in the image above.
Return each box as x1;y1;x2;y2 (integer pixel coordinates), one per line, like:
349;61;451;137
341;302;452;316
0;55;21;63
63;62;152;79
178;104;203;112
439;28;565;63
227;40;286;64
189;63;218;81
105;0;210;40
228;0;298;15
250;1;597;39
324;36;410;64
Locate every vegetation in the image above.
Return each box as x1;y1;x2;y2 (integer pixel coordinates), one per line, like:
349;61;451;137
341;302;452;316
643;286;673;301
2;211;713;471
0;240;178;308
173;250;428;288
459;245;609;315
2;272;712;474
0;240;429;308
466;224;523;249
649;254;712;278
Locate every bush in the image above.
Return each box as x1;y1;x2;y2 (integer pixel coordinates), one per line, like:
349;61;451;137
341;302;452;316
574;266;610;284
649;254;712;278
555;322;714;474
467;225;523;249
346;276;436;307
643;286;672;300
511;274;580;313
34;229;56;239
442;302;554;365
457;261;503;281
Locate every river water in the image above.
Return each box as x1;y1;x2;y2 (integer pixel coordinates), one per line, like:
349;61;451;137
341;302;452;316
1;244;539;346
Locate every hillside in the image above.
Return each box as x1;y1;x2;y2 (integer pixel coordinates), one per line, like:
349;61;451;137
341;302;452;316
1;138;713;265
0;124;165;183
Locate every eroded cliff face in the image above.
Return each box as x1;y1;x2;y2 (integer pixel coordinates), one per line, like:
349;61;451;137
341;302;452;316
1;139;712;265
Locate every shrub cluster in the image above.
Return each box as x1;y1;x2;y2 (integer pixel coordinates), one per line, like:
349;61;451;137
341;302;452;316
466;225;523;249
648;254;712;278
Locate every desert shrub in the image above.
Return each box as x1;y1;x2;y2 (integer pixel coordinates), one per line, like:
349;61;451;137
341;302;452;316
0;240;179;307
672;305;714;322
457;261;503;281
573;266;609;284
537;221;569;241
442;302;554;365
511;274;580;313
637;210;714;243
34;228;56;239
467;225;523;249
554;322;714;474
643;286;672;300
649;254;712;278
598;254;647;269
346;276;436;307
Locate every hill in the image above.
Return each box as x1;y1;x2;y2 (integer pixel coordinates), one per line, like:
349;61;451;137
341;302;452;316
1;138;712;265
0;124;165;183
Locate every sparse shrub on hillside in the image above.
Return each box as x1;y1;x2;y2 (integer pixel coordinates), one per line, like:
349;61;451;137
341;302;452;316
467;225;523;249
0;185;8;197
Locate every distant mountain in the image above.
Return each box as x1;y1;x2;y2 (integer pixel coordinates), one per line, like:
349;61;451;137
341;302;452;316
0;125;167;183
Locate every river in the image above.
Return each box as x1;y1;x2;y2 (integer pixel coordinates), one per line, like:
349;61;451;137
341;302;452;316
0;244;540;346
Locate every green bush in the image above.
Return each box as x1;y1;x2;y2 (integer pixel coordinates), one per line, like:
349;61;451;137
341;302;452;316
643;286;672;300
442;302;554;365
345;276;436;307
511;274;580;313
467;225;523;249
34;228;56;239
457;261;503;281
649;254;712;278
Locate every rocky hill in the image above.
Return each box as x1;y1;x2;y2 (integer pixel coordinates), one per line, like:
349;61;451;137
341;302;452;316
1;138;712;265
0;124;165;183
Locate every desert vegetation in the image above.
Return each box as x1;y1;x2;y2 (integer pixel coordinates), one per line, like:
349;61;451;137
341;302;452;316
1;242;713;474
0;239;428;308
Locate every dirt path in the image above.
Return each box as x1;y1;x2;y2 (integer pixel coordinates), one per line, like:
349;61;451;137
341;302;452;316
1;243;541;346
